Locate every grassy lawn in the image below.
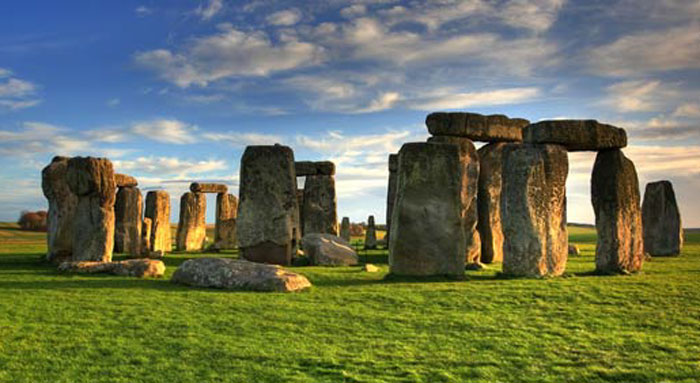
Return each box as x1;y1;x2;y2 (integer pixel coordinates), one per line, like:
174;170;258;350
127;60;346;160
1;222;699;382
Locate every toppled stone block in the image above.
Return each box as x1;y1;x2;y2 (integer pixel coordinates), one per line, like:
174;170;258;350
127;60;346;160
58;259;165;278
302;233;358;266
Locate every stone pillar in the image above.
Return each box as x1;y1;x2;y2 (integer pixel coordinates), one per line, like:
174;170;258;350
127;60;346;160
296;188;305;234
214;193;238;250
176;192;207;251
364;215;377;250
340;217;351;242
642;181;683;256
145;190;171;253
477;142;507;263
238;145;300;266
41;156;78;263
385;154;398;244
302;175;338;235
592;149;644;273
389;142;473;277
501;144;568;277
65;157;116;262
142;217;152;254
114;186;142;256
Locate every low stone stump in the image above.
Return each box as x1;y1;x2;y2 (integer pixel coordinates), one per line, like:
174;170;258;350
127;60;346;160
642;181;683;256
364;215;377;250
339;217;351;242
42;156;78;263
58;259;165;278
171;258;311;292
426;112;529;142
523;120;627;151
145;190;171;253
302;233;358;266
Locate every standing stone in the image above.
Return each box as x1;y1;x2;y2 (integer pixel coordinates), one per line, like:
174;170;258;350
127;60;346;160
592;149;644;273
176;192;207;251
477;142;507;263
302;175;338;235
364;215;377;250
142;217;152;254
340;217;351;242
426;112;529;142
145;190;171;253
41;156;78;263
296;188;305;234
501;144;568;277
214;193;238;250
114;186;143;256
385;154;398;244
237;145;300;266
642;181;683;256
389;142;473;277
65;157;116;262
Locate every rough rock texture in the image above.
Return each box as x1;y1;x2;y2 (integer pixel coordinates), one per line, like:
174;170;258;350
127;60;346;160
523;120;627;151
238;145;300;266
114;186;142;256
214;193;238;250
145;190;171;253
141;217;152;255
340;217;351;242
66;157;116;262
296;188;305;233
302;175;338;236
41;156;78;263
302;233;358;266
501;144;568;277
385;153;398;244
426;112;529;142
364;215;377;250
58;259;165;278
476;143;507;263
295;161;335;176
176;192;207;251
190;182;228;194
591;149;645;273
642;181;683;256
171;258;311;292
466;230;481;264
389;142;474;277
114;174;138;188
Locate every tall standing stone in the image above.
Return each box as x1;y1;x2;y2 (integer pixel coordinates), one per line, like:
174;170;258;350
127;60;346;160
142;217;152;254
364;215;377;250
145;190;171;253
296;188;305;233
176;192;207;251
65;157;116;262
642;181;683;256
237;145;300;266
214;193;238;250
114;186;143;256
591;149;644;273
385;154;398;244
477;142;507;263
340;217;351;242
501;144;568;277
41;156;78;263
389;142;474;277
302;175;338;235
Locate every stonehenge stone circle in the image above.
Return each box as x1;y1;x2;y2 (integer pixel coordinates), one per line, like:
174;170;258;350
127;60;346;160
426;112;529;142
302;174;338;236
114;185;142;256
642;181;683;256
295;161;335;176
141;217;152;254
389;142;473;277
145;190;171;253
176;192;207;251
301;233;359;266
524;120;627;151
214;193;238;250
65;157;116;262
340;217;351;242
501;144;568;277
41;156;78;263
591;149;644;274
476;142;507;264
238;145;300;266
190;182;228;194
364;215;377;250
385;153;398;244
114;173;138;188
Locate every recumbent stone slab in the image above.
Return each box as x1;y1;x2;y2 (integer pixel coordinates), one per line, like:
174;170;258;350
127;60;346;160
642;181;683;256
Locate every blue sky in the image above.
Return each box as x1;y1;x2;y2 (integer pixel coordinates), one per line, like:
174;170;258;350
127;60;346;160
1;0;699;226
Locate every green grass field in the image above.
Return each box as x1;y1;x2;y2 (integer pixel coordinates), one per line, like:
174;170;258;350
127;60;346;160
1;222;699;382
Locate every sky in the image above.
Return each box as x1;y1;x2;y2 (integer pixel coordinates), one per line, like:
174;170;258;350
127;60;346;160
1;0;699;226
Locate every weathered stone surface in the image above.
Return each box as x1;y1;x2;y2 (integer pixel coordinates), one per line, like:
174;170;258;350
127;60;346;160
171;258;311;292
389;142;473;277
364;215;377;250
141;217;152;255
296;188;305;233
642;181;683;256
592;149;644;274
523;120;627;151
339;217;351;242
145;190;171;253
295;161;335;176
214;193;238;250
302;175;338;236
58;259;165;278
477;142;507;264
114;173;138;188
42;156;78;263
114;186;142;256
501;144;568;277
426;112;529;142
568;244;580;256
385;153;398;244
66;157;116;262
302;233;358;266
363;263;380;272
466;230;481;264
176;192;207;251
190;182;228;194
238;145;300;266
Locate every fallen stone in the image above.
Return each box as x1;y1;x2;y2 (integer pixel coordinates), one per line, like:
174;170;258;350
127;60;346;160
190;182;228;194
302;233;358;266
114;186;142;256
568;244;580;256
294;161;335;176
523;120;627;151
363;264;380;272
176;192;207;251
145;190;171;253
477;143;507;264
364;215;377;250
426;112;529;142
114;173;138;188
171;258;311;292
339;217;351;242
58;259;165;278
302;175;338;236
642;181;683;256
41;156;78;263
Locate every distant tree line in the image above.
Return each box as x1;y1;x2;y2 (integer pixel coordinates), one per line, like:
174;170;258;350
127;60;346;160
17;210;48;231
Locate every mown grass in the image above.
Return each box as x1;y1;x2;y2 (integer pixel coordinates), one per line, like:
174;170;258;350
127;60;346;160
1;222;699;382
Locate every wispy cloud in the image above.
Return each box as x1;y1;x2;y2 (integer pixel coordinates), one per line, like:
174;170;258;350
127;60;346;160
604;80;678;113
130;119;198;144
0;70;41;111
195;0;223;21
202;131;284;146
134;6;152;17
266;8;302;26
408;87;539;110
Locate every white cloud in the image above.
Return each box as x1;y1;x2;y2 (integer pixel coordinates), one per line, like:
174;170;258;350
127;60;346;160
0;71;41;111
604;80;677;113
340;4;367;18
130;119;198;144
673;103;700;118
195;0;223;21
266;8;302;26
135;6;152;17
107;98;120;107
408;87;539;110
355;92;400;113
202;131;284;146
0;68;11;78
112;156;226;178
